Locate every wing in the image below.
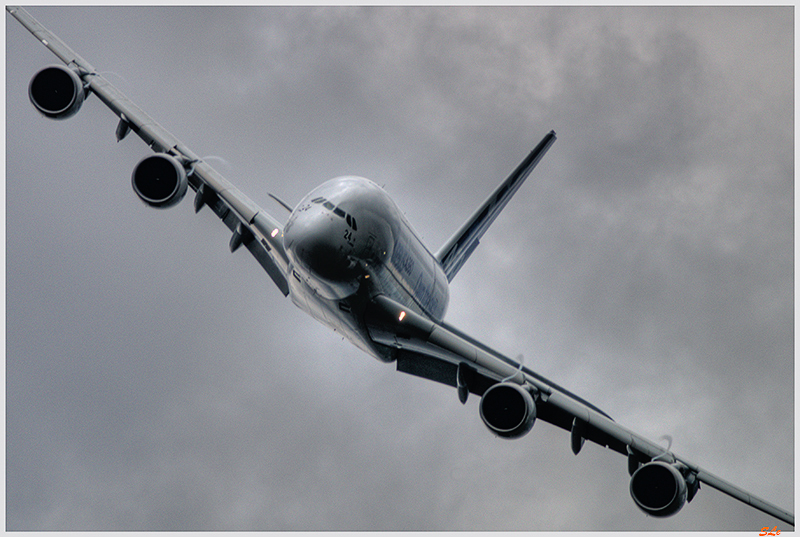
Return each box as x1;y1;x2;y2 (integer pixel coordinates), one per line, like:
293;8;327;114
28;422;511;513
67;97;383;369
365;293;794;527
435;130;556;281
7;5;290;296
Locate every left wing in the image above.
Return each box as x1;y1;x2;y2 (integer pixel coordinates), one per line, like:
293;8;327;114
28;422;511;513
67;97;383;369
365;293;795;526
6;5;290;297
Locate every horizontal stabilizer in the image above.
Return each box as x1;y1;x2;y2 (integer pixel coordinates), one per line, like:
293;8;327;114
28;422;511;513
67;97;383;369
435;130;556;281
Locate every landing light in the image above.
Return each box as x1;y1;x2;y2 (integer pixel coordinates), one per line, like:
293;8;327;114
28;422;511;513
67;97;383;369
398;311;406;322
271;228;279;238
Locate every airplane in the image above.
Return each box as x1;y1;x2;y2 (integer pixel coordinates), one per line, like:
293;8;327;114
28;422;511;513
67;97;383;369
7;6;793;529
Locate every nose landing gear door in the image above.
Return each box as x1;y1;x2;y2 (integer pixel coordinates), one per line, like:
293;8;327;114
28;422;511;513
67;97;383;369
365;234;376;259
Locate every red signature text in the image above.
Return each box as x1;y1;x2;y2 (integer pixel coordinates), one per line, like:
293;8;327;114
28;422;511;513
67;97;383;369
759;527;780;536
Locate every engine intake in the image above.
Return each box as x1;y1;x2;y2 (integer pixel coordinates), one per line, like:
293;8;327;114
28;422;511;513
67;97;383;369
28;65;86;119
479;382;536;439
629;461;688;517
131;154;188;209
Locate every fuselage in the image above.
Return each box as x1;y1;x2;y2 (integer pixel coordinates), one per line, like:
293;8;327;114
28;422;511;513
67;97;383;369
283;176;449;361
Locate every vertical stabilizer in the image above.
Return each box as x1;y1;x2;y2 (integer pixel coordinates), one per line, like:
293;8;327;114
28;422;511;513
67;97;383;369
435;130;556;281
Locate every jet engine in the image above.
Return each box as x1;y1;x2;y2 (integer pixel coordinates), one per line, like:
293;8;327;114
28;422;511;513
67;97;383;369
629;461;689;517
28;65;86;119
131;154;188;209
479;382;536;439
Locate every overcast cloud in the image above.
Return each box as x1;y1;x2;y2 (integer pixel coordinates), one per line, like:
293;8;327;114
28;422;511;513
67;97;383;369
5;6;793;531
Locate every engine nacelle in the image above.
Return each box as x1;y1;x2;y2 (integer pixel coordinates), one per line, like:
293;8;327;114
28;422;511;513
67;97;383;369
479;382;536;439
131;154;188;209
629;461;688;518
28;65;86;119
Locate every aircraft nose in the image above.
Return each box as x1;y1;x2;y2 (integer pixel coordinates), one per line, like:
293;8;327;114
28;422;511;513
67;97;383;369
285;212;356;282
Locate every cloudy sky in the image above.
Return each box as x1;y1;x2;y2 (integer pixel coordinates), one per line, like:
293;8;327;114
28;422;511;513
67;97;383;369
6;5;793;531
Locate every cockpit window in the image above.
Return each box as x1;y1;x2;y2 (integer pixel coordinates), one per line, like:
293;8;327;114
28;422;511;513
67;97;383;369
310;195;357;230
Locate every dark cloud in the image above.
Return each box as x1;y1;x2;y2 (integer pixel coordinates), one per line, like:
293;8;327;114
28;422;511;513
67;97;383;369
6;5;793;531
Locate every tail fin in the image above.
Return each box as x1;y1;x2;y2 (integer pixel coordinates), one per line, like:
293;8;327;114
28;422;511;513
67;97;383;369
435;130;556;281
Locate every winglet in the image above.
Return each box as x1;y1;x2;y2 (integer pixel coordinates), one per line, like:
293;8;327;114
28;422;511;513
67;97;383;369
435;130;556;281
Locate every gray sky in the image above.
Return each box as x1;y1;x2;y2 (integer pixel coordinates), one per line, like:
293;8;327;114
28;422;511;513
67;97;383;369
5;6;793;531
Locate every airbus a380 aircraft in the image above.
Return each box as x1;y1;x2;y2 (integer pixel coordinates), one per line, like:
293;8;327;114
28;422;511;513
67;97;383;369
8;6;793;528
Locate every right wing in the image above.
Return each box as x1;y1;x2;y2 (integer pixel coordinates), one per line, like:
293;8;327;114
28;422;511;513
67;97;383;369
7;5;290;296
365;293;795;527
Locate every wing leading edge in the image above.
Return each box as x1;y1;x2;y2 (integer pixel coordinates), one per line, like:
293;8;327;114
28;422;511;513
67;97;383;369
365;293;794;527
435;130;557;281
7;5;290;296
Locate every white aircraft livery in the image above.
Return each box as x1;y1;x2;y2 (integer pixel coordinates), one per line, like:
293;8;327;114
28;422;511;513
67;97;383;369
7;6;793;528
